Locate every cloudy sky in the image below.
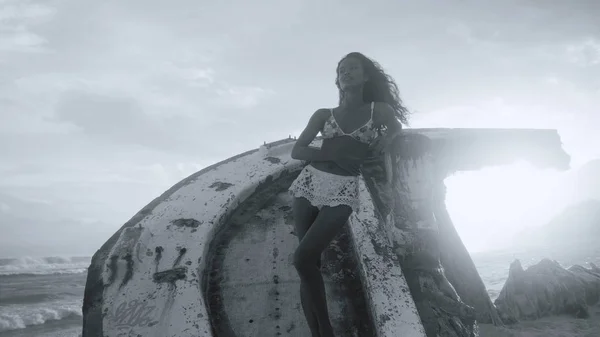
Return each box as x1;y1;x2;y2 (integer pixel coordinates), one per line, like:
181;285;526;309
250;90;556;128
1;0;599;256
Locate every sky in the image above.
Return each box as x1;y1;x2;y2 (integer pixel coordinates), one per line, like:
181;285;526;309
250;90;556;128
1;0;599;256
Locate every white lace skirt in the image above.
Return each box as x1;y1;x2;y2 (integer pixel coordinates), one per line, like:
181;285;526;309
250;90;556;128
288;165;360;213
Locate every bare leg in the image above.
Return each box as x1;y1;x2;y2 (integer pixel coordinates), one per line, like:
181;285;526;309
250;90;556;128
293;203;352;337
292;197;321;337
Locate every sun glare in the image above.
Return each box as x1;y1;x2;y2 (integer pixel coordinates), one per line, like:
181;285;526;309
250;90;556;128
444;162;570;252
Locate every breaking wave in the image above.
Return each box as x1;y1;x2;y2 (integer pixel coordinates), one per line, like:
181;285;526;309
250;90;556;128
0;300;82;332
0;256;91;276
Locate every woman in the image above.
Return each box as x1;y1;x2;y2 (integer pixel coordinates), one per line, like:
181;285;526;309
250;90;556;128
288;52;409;337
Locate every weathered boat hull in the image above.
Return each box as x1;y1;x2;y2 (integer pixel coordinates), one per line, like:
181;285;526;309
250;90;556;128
83;128;570;337
82;138;425;337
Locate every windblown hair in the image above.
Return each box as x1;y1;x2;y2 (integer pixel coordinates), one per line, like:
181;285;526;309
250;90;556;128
335;52;410;125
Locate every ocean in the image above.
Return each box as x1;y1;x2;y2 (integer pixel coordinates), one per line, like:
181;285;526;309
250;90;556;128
1;246;599;337
0;257;89;337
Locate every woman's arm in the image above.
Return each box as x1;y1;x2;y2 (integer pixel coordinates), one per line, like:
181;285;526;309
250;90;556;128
379;102;403;138
376;103;403;183
370;102;403;154
291;109;330;161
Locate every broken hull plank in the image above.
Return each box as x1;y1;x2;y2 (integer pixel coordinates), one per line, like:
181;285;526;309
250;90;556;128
84;139;425;337
204;173;374;336
351;179;426;336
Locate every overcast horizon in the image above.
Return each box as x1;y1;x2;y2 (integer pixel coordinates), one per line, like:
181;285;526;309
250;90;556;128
1;0;599;257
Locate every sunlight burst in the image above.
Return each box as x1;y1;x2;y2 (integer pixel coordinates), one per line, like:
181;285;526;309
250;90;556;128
444;162;570;252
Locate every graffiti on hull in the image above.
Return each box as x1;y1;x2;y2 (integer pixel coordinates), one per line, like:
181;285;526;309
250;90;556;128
111;299;157;329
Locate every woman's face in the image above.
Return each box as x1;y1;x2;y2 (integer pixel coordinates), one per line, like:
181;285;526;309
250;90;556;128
337;57;367;90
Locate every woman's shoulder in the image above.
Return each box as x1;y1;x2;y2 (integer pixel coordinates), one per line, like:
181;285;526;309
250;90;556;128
305;108;333;129
371;101;394;119
311;108;333;120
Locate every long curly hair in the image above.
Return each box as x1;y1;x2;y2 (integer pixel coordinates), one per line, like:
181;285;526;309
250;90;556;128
335;52;410;125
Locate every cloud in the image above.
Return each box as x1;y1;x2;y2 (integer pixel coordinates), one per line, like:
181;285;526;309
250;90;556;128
566;38;600;66
215;86;276;109
0;1;55;21
0;0;56;53
0;29;49;53
50;89;273;156
53;92;174;148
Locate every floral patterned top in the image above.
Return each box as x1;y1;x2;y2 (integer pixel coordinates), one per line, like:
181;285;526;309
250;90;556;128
321;101;378;145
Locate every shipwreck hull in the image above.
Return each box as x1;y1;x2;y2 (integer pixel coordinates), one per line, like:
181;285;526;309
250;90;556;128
83;128;569;337
82;138;424;337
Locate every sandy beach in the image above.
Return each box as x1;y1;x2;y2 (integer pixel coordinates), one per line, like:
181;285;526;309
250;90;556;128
479;304;600;337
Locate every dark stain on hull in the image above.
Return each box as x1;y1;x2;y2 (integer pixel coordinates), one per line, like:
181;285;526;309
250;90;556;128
155;246;163;262
171;218;202;228
153;267;187;283
154;246;163;274
119;254;134;289
107;256;118;285
210;181;234;191
264;156;281;164
173;247;187;267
